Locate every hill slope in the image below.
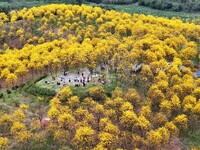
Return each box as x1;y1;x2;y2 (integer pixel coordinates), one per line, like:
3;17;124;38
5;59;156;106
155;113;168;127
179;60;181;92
137;0;200;12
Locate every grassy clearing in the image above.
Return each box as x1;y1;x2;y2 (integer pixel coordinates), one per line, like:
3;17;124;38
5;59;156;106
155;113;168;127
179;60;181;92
35;70;119;100
0;88;33;107
182;128;200;149
0;80;52;114
35;75;61;92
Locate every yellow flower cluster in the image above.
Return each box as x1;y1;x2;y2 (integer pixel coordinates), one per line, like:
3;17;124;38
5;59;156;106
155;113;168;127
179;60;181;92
0;4;199;149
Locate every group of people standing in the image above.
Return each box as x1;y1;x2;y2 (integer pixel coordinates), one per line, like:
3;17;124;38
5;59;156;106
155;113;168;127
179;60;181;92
49;70;91;87
47;69;105;87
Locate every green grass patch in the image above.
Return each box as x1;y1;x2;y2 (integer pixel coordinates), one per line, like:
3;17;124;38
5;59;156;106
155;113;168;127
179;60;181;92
182;128;200;149
0;89;27;106
103;79;119;97
35;75;63;92
26;84;56;97
0;87;38;112
35;70;119;100
71;83;94;100
92;3;200;20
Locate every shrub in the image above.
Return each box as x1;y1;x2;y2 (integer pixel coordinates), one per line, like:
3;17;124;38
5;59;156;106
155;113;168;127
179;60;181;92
102;0;136;4
90;0;102;4
26;85;56;97
0;93;3;99
148;0;173;10
1;106;10;113
171;3;183;12
89;86;106;102
6;90;11;94
13;101;20;107
78;91;90;101
12;87;16;90
138;0;151;7
18;83;25;88
192;2;200;12
163;2;173;10
106;91;112;97
137;0;200;12
150;0;162;9
0;2;11;14
99;5;116;11
58;86;72;101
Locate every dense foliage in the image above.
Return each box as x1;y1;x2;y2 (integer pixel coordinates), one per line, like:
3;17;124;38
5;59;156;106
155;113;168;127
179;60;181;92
0;4;199;87
138;0;200;12
103;4;200;22
0;0;84;14
101;0;200;12
0;4;200;149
